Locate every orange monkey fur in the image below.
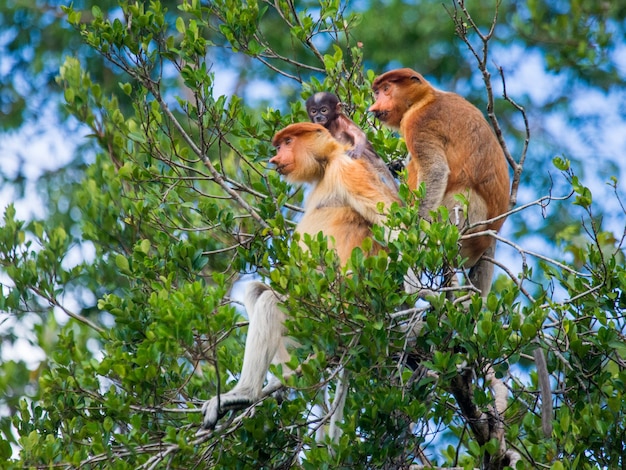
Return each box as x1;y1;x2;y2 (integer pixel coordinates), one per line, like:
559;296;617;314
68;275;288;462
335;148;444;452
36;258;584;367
270;122;400;263
369;68;510;293
202;122;400;430
369;69;553;442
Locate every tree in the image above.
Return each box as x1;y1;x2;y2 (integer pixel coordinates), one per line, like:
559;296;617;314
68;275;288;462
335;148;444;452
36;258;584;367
0;0;625;468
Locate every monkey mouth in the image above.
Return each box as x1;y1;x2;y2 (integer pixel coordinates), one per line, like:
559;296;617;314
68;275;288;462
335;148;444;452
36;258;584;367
372;110;389;121
274;164;291;175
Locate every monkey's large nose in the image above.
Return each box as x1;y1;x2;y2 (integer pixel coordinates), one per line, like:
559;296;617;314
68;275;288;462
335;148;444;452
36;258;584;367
269;155;285;173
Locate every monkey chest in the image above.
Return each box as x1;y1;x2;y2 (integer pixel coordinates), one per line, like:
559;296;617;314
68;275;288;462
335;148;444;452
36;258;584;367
296;208;373;263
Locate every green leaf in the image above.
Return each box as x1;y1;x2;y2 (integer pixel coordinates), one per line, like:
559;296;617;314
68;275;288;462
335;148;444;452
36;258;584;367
115;254;130;273
176;16;185;34
521;323;537;340
120;82;132;95
552;156;570;171
139;239;151;254
0;438;11;459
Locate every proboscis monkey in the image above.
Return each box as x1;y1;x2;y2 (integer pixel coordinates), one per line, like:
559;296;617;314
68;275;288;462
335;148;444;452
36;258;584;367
369;68;510;297
370;68;552;439
306;91;398;192
202;122;400;430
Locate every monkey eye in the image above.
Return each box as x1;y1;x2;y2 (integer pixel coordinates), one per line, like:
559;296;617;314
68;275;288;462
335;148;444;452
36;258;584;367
284;137;292;145
320;106;328;113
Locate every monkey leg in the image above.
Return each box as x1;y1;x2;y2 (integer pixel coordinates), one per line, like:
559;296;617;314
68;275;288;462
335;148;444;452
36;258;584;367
467;243;496;299
202;281;287;429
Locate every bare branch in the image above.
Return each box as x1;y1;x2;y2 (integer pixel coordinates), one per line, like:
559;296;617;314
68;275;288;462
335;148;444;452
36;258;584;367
487;231;590;278
461;191;573;235
498;66;530;208
482;254;535;302
147;86;270;230
31;286;105;335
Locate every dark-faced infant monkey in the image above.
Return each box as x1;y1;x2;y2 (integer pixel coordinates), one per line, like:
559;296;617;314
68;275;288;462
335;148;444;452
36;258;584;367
306;91;398;191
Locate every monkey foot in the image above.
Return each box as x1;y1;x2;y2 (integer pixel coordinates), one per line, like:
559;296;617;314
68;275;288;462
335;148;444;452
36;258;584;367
201;393;254;429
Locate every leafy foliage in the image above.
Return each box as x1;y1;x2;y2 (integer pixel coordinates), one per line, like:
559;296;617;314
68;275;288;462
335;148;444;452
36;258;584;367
0;1;625;469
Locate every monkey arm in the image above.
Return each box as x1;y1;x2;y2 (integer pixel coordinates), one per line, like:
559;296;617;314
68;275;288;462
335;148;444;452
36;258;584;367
412;149;450;219
336;115;367;158
345;130;367;159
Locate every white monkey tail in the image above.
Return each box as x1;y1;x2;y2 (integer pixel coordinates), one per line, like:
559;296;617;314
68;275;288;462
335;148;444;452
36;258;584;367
244;281;273;313
202;281;287;429
236;281;286;396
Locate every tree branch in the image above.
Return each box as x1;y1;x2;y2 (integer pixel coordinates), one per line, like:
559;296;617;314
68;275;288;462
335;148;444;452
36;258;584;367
147;85;270;230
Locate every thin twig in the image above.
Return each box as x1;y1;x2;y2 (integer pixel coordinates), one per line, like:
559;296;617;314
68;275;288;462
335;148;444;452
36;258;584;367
147;85;270;229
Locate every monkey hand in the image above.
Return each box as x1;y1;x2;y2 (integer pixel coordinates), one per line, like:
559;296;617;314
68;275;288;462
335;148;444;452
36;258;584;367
201;391;254;429
346;147;359;159
388;159;405;176
403;267;422;295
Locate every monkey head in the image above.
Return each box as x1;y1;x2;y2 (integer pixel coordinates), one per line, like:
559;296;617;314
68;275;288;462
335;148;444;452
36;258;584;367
369;68;433;129
305;92;340;126
270;122;341;183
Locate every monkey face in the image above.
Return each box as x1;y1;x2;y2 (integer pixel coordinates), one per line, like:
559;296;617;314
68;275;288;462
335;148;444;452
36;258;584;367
369;82;404;129
370;69;430;129
306;92;340;127
308;106;333;125
271;123;331;183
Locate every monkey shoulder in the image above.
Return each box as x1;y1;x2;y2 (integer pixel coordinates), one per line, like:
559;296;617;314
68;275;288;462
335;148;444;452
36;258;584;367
327;151;366;171
400;92;445;137
315;157;393;204
438;92;495;134
303;157;351;199
413;91;481;122
335;157;383;183
310;156;361;197
327;120;360;148
403;91;496;153
338;130;356;147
